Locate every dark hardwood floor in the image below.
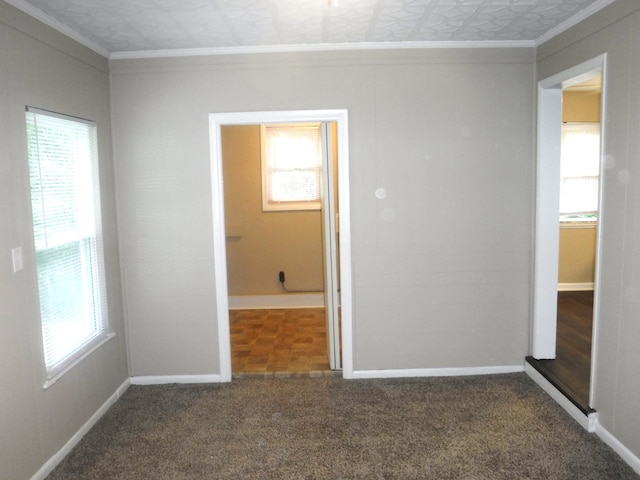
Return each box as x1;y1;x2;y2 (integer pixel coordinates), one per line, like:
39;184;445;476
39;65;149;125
527;290;594;413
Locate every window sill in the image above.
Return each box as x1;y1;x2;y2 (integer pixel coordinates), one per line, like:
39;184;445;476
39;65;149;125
43;332;115;389
560;221;597;229
263;203;321;212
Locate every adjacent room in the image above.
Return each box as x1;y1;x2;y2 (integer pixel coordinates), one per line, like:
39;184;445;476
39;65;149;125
222;122;341;374
1;0;640;478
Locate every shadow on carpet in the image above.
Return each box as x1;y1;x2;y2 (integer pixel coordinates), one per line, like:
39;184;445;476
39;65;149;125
46;373;639;479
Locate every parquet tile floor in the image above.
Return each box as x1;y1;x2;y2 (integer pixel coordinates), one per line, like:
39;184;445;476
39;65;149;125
230;308;331;374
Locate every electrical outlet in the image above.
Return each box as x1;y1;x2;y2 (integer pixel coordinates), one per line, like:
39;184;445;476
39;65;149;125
279;271;285;283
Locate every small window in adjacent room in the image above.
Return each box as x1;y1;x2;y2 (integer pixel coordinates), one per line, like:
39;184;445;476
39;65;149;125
261;123;322;211
26;107;112;388
559;122;600;223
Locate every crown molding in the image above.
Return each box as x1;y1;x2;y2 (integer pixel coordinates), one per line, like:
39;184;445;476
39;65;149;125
109;40;535;60
534;0;618;46
4;0;110;57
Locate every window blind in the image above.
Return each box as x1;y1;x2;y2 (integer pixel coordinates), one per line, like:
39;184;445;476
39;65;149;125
26;108;109;383
262;124;322;210
560;122;600;216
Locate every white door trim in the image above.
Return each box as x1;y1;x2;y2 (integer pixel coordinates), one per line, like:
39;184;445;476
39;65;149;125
208;110;353;381
532;84;562;359
532;54;606;407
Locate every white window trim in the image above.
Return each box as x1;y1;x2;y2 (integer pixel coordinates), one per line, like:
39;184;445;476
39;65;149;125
43;332;115;389
26;107;113;389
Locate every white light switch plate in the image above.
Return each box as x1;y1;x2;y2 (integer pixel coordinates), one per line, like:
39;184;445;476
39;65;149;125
12;247;24;272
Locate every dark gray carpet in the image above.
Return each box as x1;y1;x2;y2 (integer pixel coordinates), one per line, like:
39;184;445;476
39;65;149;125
47;373;639;479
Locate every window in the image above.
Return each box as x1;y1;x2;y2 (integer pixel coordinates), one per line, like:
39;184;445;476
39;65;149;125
26;108;111;387
560;122;600;222
261;123;323;211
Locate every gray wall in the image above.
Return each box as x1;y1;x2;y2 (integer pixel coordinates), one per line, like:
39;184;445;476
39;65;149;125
111;47;535;375
537;0;640;460
0;3;128;479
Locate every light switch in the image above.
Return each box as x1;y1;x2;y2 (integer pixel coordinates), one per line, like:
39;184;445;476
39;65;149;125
12;247;24;273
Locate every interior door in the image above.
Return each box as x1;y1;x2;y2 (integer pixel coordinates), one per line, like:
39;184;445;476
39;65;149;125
321;122;341;370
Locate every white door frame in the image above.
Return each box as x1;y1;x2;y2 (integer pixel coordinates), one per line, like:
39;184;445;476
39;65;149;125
532;54;606;405
209;110;353;381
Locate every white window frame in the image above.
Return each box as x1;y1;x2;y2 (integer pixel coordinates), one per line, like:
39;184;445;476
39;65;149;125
260;123;323;211
26;107;113;388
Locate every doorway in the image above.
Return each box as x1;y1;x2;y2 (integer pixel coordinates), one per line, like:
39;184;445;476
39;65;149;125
209;110;353;382
530;55;606;414
221;122;337;374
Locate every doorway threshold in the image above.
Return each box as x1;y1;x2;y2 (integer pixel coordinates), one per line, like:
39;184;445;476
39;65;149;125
233;370;342;380
526;356;595;415
525;360;598;432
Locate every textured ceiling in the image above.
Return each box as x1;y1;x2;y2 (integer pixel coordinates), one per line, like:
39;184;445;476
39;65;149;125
7;0;614;57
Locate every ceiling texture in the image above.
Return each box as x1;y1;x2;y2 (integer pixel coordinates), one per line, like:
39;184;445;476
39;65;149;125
6;0;615;58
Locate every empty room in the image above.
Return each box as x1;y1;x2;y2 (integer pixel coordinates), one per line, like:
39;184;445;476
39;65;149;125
1;0;640;478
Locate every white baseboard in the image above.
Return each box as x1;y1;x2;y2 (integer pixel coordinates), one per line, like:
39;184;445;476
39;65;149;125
131;374;224;385
526;363;640;474
558;282;594;291
525;363;598;432
352;364;524;380
31;378;131;480
228;293;325;310
595;423;640;476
